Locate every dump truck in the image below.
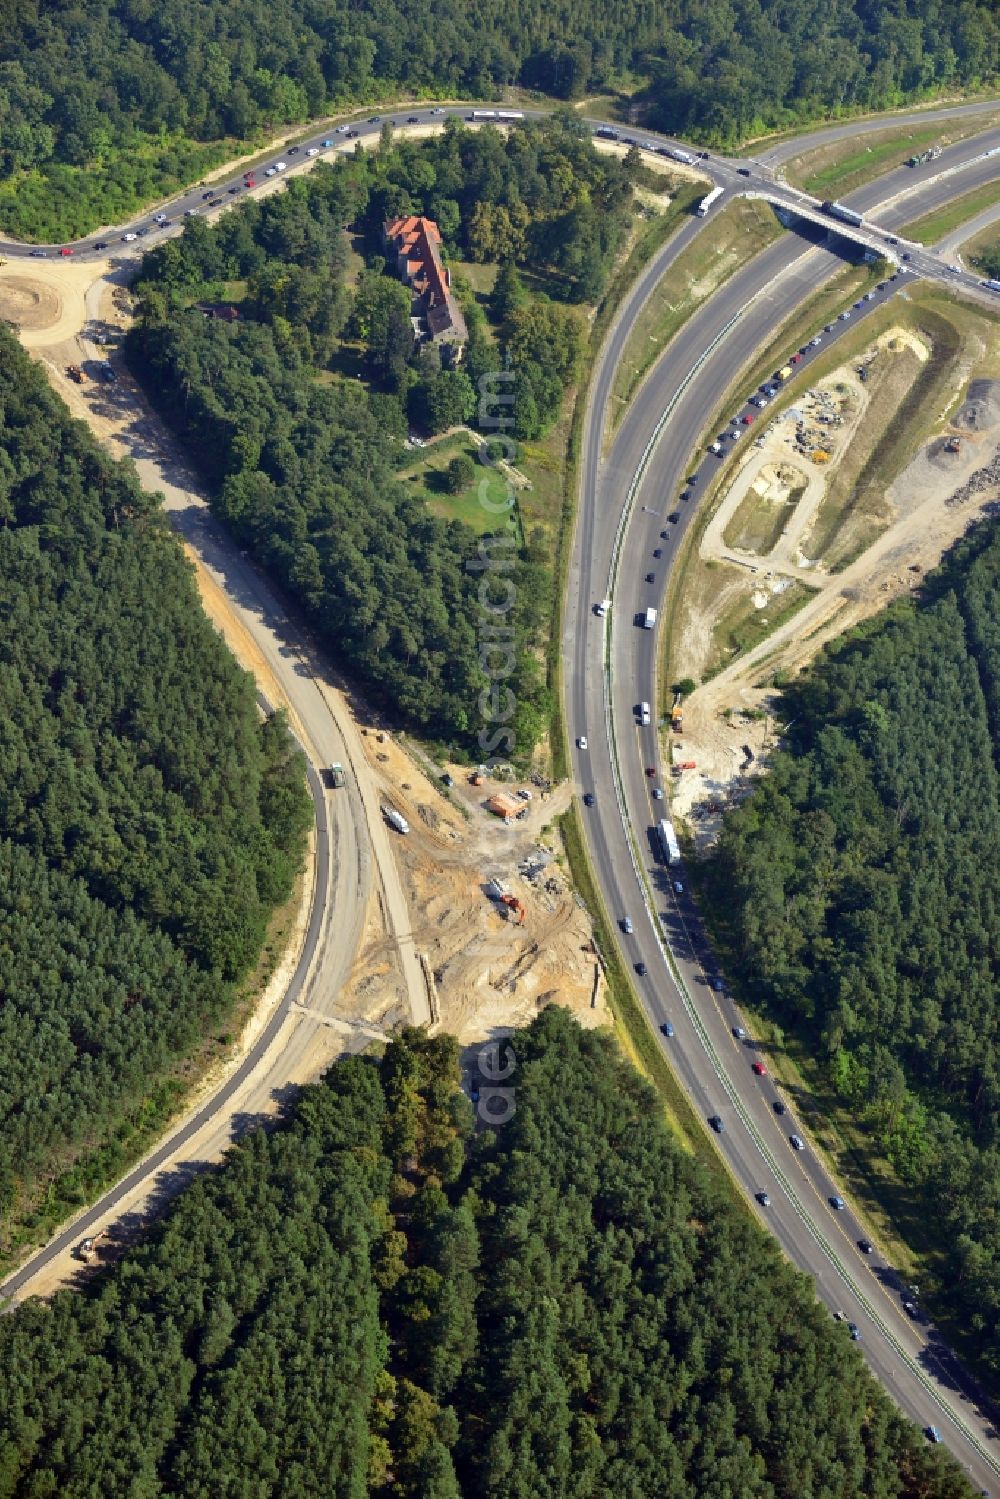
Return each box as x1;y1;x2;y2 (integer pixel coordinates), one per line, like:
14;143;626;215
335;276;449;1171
382;805;409;835
66;364;85;383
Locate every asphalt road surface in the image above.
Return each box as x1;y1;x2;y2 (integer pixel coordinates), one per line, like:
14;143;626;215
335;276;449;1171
566;136;1000;1492
1;97;999;1487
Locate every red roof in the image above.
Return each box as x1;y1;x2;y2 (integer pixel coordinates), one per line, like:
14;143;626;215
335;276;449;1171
384;215;467;342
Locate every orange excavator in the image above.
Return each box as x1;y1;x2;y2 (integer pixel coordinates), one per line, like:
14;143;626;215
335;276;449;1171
500;893;526;925
74;1230;107;1262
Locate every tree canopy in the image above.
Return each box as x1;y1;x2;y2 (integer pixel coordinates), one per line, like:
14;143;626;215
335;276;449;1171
0;1010;973;1496
702;517;1000;1382
0;327;309;1247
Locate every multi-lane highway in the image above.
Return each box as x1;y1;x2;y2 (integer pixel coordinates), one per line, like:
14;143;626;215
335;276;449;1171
566;118;1000;1493
2;93;1000;1484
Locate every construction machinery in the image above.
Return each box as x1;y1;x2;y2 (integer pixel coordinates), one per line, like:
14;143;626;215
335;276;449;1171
944;436;961;454
74;1230;107;1262
66;364;86;383
328;762;345;788
670;693;684;734
500;894;526;925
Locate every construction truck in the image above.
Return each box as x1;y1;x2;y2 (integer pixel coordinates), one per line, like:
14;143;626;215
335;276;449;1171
66;364;86;383
944;436;961;454
328;762;345;788
74;1230;107;1262
671;693;684;733
382;805;409;835
500;893;526;925
777;364;794;383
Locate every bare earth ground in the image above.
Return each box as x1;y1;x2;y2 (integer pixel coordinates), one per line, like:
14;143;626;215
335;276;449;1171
0;256;607;1055
670;324;1000;848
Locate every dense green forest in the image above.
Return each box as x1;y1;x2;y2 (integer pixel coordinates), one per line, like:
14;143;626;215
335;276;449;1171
0;327;310;1248
1;0;998;234
127;121;617;749
702;517;1000;1377
0;1010;972;1496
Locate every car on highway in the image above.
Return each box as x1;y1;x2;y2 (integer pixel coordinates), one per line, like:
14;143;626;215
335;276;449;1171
621;916;634;934
321;139;333;147
925;1426;942;1443
660;529;670;538
752;1061;767;1076
858;1238;873;1254
848;1323;860;1341
901;251;912;261
737;167;751;176
672;881;684;894
635;961;647;977
94;241;107;250
830;1195;845;1210
711;978;724;992
154;212;168;222
577;736;588;750
732;1025;746;1040
336;124;351;133
645;766;656;777
773;1100;787;1116
202;190;215;199
228;185;241;193
265;167;277;176
809;336;822;346
645;571;655;583
369;116;381;123
59;247;73;256
790;352;802;363
30;249;46;257
184;208;196;216
741;412;755;424
661;1021;674;1038
667;511;680;523
756;1191;770;1207
653;547;663;557
121;232;137;242
652;787;663;799
903;1299;919;1318
288;146;299;154
789;1133;805;1150
839;310;851;320
306;147;319;157
708;1115;725;1133
407;114;420;123
583;792;595;807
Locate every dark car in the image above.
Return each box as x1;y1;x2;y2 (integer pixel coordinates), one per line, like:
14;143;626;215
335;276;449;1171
848;1323;860;1341
858;1238;873;1254
635;961;647;977
228;185;241;194
645;572;655;583
345;129;359;139
203;190;215;199
209;197;223;206
901;251;912;261
407;115;420;123
660;529;670;539
667;511;681;524
653;548;663;558
925;1426;941;1444
30;249;46;258
369;115;381;123
698;150;710;159
288;146;299;154
756;1191;770;1207
709;1115;725;1134
737;167;751;176
661;1021;674;1038
583;792;595;807
773;1100;787;1116
93;241;107;250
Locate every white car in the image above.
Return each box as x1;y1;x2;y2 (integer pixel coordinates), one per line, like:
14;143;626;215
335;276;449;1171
577;736;588;750
337;124;351;134
154;213;168;223
621;916;634;934
789;1134;805;1151
306;147;319;157
265;167;277;177
121;232;137;242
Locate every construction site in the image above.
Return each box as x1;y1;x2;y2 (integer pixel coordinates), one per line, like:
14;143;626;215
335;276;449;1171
666;294;1000;851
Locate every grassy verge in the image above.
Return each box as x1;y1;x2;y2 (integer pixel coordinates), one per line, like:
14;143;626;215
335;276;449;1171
703;580;816;681
546;187;702;780
786;110;1000;196
559;806;740;1185
901;178;1000;246
609;199;781;431
0;851;311;1276
658;260;880;690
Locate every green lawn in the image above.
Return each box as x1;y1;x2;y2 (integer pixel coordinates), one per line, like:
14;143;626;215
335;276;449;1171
396;437;523;539
900;178;1000;246
787;110;1000;197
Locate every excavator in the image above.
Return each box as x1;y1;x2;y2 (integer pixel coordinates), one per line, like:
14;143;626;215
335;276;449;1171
500;893;526;925
74;1230;107;1263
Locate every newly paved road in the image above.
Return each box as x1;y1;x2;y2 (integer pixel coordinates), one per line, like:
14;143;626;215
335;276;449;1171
2;96;999;1483
566;137;1000;1492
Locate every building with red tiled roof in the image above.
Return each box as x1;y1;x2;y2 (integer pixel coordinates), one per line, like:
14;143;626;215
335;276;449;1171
384;214;468;362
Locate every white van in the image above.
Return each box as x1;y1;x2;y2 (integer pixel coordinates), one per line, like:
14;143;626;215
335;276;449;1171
639;702;651;726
